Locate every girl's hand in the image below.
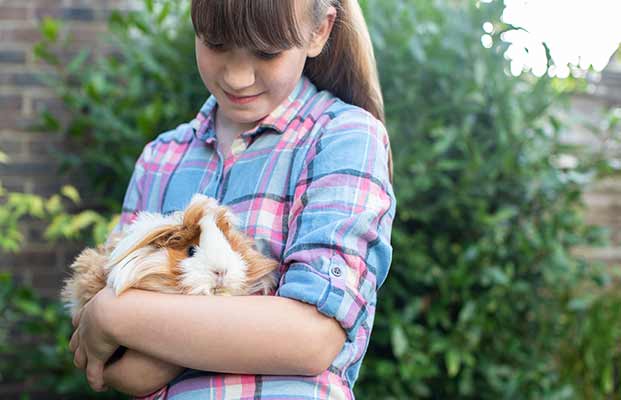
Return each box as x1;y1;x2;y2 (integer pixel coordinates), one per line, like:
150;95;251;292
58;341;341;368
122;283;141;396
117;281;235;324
103;348;183;397
69;287;119;392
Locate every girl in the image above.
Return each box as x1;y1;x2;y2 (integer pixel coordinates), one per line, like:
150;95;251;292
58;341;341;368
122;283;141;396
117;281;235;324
69;0;395;398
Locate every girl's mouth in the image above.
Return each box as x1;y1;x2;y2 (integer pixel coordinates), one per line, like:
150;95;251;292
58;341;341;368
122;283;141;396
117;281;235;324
225;91;262;105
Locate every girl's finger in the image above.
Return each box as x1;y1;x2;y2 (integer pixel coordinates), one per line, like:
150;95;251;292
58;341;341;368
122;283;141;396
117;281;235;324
69;329;79;352
73;346;87;370
86;359;106;392
72;310;82;328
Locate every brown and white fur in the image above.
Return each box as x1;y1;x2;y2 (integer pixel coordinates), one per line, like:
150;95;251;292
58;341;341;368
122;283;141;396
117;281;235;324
61;194;279;319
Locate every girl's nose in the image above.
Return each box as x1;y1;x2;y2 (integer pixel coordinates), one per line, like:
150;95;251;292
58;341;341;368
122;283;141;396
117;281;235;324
223;54;255;92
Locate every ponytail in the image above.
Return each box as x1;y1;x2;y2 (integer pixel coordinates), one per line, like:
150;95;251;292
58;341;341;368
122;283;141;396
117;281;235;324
305;0;393;181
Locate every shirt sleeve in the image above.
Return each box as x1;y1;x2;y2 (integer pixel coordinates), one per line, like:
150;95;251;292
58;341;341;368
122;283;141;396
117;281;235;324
116;141;156;231
275;108;396;342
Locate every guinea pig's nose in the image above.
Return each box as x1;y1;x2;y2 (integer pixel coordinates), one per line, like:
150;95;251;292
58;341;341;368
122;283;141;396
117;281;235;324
215;270;225;286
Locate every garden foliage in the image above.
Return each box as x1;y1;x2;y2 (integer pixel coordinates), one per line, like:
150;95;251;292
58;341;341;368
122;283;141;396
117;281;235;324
1;0;620;398
34;0;205;208
0;273;122;399
0;156;116;398
357;0;616;398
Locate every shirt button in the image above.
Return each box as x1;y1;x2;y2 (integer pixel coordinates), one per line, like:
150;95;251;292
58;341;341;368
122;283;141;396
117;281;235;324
331;266;342;277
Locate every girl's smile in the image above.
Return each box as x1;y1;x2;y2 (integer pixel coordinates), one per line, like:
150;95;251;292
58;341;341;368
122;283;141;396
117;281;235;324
223;90;264;105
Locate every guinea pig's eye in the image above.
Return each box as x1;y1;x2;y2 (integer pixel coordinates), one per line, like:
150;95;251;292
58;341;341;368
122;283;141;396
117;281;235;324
187;245;197;257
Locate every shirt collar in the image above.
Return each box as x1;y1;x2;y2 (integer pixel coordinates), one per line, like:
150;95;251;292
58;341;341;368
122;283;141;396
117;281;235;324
190;75;317;143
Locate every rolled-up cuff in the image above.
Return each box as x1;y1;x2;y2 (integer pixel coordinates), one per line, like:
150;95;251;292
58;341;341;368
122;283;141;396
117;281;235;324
276;260;371;342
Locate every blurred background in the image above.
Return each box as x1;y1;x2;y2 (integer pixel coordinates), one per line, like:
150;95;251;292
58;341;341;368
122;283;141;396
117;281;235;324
0;0;620;398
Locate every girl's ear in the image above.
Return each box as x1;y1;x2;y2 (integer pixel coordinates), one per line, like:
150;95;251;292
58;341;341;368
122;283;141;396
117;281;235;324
307;6;337;58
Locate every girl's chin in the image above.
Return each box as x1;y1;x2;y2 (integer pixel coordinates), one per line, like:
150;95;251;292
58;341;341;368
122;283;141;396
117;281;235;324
218;108;269;129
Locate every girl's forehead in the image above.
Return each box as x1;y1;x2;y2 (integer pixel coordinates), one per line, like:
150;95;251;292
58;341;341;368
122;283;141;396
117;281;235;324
191;0;314;50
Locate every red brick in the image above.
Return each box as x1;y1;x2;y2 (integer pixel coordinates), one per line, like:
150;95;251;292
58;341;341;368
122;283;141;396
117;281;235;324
0;138;25;156
2;115;39;132
0;50;26;64
28;139;61;158
0;26;41;44
0;95;22;112
67;25;108;43
0;7;29;21
0;72;45;87
31;97;67;115
10;248;60;269
32;6;63;20
30;180;72;198
62;7;96;21
0;175;27;193
18;270;65;297
0;162;57;177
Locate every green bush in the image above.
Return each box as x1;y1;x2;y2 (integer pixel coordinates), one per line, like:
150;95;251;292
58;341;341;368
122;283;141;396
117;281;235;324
25;0;621;398
557;285;621;400
356;0;615;398
0;147;116;396
0;272;124;399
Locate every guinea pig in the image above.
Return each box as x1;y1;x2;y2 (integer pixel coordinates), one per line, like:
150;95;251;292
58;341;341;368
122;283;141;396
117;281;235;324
61;193;279;319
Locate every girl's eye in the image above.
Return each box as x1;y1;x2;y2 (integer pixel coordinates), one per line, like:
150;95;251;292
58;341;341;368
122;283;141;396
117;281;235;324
204;41;225;51
255;51;281;60
187;245;197;257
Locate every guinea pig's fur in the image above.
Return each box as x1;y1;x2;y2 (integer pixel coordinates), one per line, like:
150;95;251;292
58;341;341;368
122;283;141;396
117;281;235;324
61;194;279;318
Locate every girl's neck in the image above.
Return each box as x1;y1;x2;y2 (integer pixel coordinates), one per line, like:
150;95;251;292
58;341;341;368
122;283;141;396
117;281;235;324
215;108;254;135
214;107;257;156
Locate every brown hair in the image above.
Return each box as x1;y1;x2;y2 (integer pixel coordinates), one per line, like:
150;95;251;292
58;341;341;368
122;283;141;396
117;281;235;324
191;0;393;181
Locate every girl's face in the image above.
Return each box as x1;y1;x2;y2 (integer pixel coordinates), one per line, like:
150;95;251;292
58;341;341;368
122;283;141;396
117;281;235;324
195;37;307;130
194;6;335;131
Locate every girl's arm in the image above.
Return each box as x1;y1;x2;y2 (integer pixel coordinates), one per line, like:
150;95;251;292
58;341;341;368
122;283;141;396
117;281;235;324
96;288;346;376
103;349;184;397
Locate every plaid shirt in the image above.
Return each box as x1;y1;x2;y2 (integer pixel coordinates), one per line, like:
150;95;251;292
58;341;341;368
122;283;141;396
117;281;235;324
120;76;395;399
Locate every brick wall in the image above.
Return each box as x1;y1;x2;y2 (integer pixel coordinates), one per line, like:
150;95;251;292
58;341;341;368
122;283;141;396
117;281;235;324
1;4;141;398
564;60;621;266
0;0;138;300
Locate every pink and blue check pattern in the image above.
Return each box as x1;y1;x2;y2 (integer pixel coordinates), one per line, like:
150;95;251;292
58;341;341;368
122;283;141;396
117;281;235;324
120;76;395;399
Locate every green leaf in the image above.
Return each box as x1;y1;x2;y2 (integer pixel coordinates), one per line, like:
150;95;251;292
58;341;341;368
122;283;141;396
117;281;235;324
45;194;62;214
14;299;42;316
157;2;171;24
66;49;91;75
41;17;60;42
61;185;81;204
391;324;408;358
446;350;461;378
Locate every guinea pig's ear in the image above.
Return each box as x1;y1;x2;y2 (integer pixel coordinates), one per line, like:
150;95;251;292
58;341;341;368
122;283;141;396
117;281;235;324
184;194;219;227
214;206;238;236
108;212;180;267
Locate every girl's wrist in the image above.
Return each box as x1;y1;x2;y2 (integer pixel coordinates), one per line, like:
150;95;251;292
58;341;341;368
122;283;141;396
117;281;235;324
94;287;122;342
